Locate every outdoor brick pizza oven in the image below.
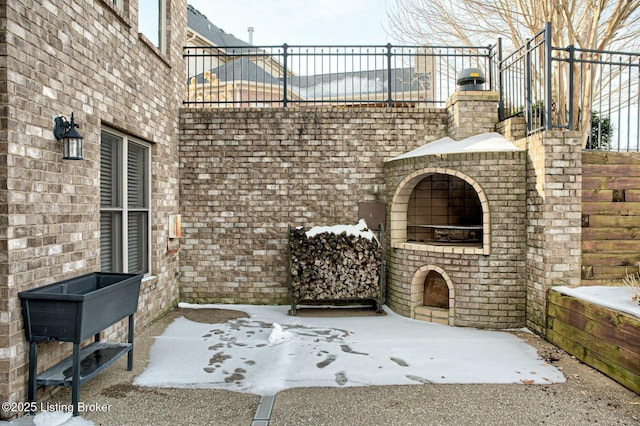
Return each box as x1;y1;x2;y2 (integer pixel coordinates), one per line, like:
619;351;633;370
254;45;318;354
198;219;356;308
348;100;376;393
383;133;529;329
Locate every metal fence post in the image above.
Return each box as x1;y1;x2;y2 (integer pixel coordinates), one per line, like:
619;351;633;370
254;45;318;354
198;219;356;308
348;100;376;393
637;58;640;151
525;38;532;133
283;44;288;107
544;22;553;131
386;43;393;108
497;38;504;121
567;44;575;131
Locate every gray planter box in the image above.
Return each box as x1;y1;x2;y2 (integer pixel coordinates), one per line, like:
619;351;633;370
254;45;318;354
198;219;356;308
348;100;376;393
19;272;143;416
20;272;142;343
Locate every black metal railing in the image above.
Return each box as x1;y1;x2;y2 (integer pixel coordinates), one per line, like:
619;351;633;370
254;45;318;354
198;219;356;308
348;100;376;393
500;22;640;151
498;27;549;133
184;27;639;151
184;44;497;108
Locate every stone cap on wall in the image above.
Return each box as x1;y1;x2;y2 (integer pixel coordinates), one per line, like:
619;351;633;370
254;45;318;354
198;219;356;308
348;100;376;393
445;90;500;107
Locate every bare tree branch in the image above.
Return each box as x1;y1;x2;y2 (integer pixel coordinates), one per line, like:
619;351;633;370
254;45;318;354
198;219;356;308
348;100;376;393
387;0;640;147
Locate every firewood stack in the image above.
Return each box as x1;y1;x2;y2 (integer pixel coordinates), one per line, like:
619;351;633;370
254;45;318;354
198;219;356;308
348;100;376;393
289;221;382;308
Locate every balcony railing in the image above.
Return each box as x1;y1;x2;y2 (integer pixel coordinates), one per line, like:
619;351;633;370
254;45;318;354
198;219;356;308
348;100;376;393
500;23;640;151
184;26;640;151
184;44;497;108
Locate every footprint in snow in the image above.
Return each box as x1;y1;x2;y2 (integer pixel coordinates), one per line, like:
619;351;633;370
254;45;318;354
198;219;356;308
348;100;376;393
390;357;409;367
209;352;231;365
224;368;246;383
335;371;348;386
316;354;337;368
340;344;368;355
406;374;432;384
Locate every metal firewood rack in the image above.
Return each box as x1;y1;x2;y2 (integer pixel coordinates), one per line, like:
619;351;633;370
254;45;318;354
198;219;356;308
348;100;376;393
287;224;385;315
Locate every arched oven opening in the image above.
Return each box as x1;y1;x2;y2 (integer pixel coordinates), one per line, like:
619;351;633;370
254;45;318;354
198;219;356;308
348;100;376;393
423;270;449;309
406;173;482;246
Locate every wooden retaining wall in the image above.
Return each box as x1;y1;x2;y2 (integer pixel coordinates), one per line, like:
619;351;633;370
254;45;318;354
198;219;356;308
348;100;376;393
582;151;640;285
546;289;640;394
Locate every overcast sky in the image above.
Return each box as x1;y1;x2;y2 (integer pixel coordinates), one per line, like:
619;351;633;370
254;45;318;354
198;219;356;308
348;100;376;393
187;0;392;45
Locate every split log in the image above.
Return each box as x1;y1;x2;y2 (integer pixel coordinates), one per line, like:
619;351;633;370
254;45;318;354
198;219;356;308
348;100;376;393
289;222;382;304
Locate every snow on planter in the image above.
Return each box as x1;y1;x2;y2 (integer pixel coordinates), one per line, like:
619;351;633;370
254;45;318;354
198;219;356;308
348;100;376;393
288;219;382;314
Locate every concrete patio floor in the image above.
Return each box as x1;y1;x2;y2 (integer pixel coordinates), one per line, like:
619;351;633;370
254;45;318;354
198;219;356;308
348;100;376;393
27;307;640;425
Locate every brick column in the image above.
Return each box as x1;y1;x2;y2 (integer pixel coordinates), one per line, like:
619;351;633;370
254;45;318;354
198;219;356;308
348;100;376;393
445;91;499;140
514;131;583;335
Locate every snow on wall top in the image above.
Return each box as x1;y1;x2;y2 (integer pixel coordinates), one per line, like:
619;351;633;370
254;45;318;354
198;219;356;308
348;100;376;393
553;286;640;319
388;132;522;161
304;219;377;242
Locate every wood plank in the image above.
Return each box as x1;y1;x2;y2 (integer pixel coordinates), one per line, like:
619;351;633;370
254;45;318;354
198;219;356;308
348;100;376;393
625;189;640;202
548;293;640;351
582;239;640;253
547;291;640;391
573;153;640;393
581;278;634;287
583;176;640;190
582;164;640;177
589;266;634;280
582;176;610;191
546;314;640;374
546;328;640;395
548;291;635;317
586;215;640;227
581;252;640;267
583;151;640;166
546;325;640;390
582;227;640;240
582;202;640;215
547;298;640;354
547;291;623;321
582;189;613;202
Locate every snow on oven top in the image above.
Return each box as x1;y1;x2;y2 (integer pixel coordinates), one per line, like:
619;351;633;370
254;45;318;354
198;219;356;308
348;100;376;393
388;132;522;161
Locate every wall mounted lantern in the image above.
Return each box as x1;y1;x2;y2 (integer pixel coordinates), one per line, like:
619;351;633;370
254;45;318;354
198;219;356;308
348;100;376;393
54;113;84;160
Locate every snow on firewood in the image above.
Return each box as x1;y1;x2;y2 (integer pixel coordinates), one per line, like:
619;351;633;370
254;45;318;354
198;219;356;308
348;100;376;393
304;219;378;241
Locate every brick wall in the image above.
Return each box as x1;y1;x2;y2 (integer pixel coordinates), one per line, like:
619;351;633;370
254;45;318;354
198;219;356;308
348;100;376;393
0;0;185;410
513;131;582;334
178;94;534;329
178;108;448;304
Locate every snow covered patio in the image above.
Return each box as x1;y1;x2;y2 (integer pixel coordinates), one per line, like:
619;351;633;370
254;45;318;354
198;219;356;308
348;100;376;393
133;303;565;394
5;300;640;426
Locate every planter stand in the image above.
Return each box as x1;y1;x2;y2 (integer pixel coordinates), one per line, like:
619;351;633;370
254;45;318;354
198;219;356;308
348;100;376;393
27;319;134;416
19;272;142;416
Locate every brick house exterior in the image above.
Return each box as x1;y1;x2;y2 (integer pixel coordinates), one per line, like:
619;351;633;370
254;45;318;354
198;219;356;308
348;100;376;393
0;1;592;415
0;0;186;411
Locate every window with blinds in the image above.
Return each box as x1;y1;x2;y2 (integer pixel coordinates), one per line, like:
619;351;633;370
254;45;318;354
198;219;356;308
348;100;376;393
100;130;151;274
